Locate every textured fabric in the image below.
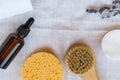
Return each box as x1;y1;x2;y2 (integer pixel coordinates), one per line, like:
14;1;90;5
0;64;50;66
0;0;32;19
0;0;120;80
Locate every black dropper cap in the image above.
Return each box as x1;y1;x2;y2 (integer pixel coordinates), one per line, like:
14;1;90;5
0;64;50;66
17;17;34;38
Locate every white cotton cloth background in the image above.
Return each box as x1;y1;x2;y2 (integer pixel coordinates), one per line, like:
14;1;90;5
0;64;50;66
0;0;120;80
0;0;33;19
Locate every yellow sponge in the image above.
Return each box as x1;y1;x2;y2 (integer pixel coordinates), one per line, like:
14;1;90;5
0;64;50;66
21;52;63;80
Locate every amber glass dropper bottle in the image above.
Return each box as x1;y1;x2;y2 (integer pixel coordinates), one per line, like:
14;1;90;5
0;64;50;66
0;17;34;69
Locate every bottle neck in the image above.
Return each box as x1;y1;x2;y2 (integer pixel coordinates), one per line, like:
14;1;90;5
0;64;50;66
16;32;24;40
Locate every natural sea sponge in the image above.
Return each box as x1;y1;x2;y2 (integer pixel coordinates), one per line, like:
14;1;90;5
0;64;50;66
21;52;63;80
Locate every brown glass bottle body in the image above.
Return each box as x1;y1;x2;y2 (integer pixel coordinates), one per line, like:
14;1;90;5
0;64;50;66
0;33;24;69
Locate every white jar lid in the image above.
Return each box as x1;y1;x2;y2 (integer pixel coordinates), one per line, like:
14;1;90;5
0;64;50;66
102;30;120;60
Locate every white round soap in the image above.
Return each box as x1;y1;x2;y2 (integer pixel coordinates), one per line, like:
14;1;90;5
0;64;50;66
102;30;120;60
